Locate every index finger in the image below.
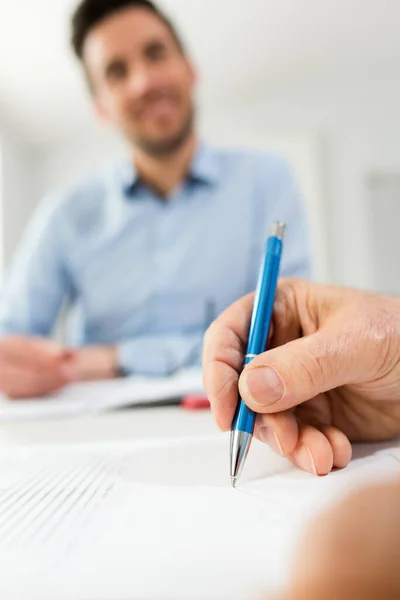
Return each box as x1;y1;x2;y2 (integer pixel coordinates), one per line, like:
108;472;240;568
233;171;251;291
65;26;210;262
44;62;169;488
202;293;254;430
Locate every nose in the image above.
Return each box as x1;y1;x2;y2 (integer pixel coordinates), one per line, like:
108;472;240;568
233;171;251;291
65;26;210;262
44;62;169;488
126;65;154;97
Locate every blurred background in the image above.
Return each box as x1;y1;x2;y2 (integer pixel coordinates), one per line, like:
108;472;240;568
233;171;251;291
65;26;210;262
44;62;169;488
0;0;399;292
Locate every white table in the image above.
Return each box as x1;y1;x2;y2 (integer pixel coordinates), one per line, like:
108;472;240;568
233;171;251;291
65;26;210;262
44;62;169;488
0;405;216;446
0;405;398;600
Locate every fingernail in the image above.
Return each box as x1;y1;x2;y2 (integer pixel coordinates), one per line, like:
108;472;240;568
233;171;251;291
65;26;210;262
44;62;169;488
259;426;284;456
242;367;284;406
292;444;317;475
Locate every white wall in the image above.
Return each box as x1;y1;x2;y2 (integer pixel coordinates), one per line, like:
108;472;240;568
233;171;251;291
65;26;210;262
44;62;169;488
200;66;400;289
32;129;125;194
0;126;36;271
18;66;400;291
366;173;400;296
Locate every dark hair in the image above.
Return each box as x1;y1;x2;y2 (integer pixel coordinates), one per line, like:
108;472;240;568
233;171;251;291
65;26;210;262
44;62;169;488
71;0;185;59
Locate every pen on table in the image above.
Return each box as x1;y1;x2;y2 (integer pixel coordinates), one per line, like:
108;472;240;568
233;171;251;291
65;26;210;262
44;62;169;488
230;221;286;488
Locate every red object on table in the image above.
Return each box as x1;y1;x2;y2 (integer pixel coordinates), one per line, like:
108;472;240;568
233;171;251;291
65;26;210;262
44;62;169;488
181;395;210;410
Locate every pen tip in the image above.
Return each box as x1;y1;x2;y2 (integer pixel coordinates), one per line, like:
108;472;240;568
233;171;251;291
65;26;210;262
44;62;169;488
231;476;237;488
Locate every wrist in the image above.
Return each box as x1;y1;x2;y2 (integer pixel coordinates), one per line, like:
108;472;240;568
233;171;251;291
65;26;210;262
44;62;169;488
73;346;119;381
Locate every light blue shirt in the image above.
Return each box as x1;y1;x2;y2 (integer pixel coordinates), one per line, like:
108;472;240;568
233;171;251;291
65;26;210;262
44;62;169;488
0;144;311;376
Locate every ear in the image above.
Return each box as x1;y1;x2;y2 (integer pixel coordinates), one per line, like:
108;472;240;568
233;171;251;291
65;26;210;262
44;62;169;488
93;95;113;126
185;59;197;88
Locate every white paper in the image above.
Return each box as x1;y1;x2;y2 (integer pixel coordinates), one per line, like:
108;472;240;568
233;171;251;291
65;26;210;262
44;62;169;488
0;436;398;599
0;368;203;421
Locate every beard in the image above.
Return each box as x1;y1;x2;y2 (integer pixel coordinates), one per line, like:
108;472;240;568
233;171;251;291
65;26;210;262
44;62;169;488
128;107;195;158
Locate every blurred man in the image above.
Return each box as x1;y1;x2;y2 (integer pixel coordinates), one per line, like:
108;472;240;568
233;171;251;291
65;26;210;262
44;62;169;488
0;0;311;398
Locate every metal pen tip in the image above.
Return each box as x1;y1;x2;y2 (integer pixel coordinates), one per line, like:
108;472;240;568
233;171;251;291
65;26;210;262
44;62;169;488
231;476;237;488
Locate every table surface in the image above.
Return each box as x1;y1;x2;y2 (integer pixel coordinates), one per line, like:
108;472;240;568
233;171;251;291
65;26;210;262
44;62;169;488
0;405;217;446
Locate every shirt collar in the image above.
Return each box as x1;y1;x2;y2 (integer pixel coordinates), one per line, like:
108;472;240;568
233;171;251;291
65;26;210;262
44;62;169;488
119;159;139;196
119;143;220;197
188;143;220;186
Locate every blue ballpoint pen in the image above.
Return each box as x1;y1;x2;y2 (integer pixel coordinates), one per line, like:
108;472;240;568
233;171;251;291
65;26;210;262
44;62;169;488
230;222;286;487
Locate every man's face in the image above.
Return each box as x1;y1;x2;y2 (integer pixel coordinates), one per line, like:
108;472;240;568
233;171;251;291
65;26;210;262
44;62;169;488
83;8;196;156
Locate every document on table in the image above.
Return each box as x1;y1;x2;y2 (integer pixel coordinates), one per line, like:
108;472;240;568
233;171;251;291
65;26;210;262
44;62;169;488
0;368;204;421
0;435;398;600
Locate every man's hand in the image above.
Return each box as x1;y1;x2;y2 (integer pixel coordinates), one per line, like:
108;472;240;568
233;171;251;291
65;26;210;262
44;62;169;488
71;345;118;381
0;336;76;399
203;279;400;475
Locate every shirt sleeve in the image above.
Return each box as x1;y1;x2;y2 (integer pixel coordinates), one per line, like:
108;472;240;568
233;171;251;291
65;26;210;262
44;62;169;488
0;196;73;337
117;332;204;376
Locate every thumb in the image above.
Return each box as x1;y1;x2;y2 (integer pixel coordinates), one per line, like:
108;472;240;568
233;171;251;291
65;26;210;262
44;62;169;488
238;329;362;413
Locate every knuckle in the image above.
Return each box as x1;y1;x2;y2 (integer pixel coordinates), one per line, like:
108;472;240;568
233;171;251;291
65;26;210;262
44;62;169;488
284;339;331;390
